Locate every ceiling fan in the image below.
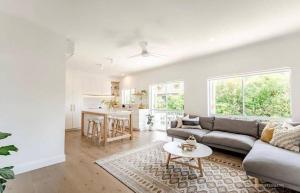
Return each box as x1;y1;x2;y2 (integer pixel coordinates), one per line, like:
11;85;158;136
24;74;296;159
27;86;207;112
128;41;165;58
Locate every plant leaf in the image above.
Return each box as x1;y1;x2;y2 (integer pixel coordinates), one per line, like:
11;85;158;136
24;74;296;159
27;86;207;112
0;132;11;140
0;145;18;156
0;167;15;180
0;178;7;184
0;184;3;193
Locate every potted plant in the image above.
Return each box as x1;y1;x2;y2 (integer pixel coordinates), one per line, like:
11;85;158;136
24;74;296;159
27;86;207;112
146;114;154;131
0;132;18;193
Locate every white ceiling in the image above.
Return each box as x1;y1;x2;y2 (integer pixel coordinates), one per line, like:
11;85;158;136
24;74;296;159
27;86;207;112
1;0;300;77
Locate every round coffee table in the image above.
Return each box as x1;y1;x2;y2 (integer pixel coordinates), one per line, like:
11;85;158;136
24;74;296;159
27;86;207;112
163;141;213;177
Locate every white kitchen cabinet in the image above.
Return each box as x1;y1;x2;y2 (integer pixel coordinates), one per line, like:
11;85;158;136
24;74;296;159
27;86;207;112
65;71;82;130
65;70;117;130
132;109;150;130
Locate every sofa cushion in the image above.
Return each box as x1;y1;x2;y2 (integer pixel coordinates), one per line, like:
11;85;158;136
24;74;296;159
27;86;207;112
182;116;201;129
183;114;215;130
202;131;256;151
166;128;210;142
214;118;258;138
258;122;267;137
199;117;215;130
243;140;300;187
258;122;300;137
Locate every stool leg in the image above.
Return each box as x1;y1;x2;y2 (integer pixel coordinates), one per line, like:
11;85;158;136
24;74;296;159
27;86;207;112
121;120;125;134
97;122;101;144
91;122;96;142
87;120;93;138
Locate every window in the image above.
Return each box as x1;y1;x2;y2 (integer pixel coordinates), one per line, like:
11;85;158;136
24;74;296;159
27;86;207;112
150;81;184;111
121;89;135;104
149;81;184;130
208;69;291;119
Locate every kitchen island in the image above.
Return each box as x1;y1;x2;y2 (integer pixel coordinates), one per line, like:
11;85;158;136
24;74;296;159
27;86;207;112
81;109;133;145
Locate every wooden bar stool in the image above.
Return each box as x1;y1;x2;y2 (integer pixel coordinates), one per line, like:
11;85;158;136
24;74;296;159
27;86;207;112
86;119;95;138
116;117;129;134
87;118;103;144
109;116;121;137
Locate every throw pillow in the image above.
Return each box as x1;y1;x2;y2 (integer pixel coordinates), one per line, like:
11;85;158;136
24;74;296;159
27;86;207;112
176;117;183;128
260;127;275;143
270;123;300;152
182;116;202;129
260;122;280;143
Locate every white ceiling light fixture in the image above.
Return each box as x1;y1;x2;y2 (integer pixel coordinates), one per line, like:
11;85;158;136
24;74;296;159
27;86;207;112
128;41;166;58
65;38;75;59
96;63;104;71
105;57;114;65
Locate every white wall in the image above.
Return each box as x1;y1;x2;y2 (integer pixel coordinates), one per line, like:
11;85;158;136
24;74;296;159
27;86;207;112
121;32;300;122
0;13;66;174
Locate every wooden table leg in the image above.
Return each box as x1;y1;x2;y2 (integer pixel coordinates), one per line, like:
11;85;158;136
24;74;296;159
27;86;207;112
81;112;85;136
166;153;171;168
197;158;203;177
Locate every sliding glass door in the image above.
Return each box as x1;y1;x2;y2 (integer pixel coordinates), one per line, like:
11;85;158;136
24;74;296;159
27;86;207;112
149;81;184;130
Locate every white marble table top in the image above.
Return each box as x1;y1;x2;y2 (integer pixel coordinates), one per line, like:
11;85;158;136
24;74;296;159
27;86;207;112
163;141;213;158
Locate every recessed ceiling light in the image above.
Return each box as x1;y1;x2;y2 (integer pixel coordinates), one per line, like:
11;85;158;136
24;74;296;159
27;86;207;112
209;38;216;42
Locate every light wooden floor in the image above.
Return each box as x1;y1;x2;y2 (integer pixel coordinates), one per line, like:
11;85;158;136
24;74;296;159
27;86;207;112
6;130;171;193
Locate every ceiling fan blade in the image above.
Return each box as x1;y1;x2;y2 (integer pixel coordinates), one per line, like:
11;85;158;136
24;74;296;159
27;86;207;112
128;53;142;58
148;52;167;57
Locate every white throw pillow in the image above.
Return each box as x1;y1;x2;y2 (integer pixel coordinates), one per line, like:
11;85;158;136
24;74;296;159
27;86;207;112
181;115;202;129
270;123;300;152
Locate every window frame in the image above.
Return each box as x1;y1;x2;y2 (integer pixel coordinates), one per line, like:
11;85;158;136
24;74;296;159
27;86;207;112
121;88;136;105
207;68;292;121
149;80;184;112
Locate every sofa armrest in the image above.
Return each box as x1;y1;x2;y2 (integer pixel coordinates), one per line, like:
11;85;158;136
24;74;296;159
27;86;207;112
170;120;178;128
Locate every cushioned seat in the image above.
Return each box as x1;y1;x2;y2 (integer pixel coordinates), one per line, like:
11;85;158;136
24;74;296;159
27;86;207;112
243;140;300;191
166;128;210;142
202;131;256;154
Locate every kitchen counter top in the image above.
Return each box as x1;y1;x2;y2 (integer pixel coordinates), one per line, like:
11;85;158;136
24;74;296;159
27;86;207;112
82;109;132;115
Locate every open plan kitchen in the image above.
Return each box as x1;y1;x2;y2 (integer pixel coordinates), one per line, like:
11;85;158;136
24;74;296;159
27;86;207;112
65;70;153;144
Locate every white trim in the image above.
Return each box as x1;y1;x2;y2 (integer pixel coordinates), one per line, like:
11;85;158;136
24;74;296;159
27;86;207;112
207;67;291;81
14;154;66;175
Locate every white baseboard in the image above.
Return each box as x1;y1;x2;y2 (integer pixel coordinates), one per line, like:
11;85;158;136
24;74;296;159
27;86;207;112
14;154;66;175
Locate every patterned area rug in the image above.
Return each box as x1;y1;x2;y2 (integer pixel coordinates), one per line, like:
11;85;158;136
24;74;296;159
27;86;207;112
96;142;296;193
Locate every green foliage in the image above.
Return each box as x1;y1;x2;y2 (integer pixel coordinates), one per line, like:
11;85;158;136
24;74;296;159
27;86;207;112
0;132;18;193
215;78;243;115
167;95;184;111
214;73;291;118
154;94;184;111
0;167;14;180
244;74;291;117
0;133;11;140
0;146;18;156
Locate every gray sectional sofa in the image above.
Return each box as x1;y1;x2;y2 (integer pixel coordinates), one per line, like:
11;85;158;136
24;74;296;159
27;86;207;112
167;116;300;191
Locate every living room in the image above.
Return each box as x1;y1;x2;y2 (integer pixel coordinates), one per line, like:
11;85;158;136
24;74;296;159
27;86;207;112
1;1;300;193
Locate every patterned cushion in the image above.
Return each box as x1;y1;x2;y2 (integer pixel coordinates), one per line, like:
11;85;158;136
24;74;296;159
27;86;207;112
270;123;300;152
182;115;202;129
176;117;183;128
